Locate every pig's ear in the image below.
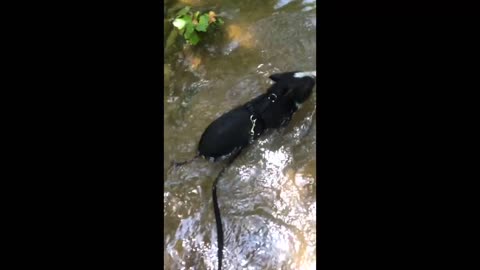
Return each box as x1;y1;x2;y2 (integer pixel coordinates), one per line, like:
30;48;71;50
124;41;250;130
269;71;298;82
269;72;288;82
269;73;282;82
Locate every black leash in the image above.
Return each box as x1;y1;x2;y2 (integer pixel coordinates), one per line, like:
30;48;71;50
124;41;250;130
212;150;242;270
212;171;224;270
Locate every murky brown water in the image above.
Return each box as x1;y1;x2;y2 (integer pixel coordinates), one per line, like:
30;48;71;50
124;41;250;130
164;0;316;269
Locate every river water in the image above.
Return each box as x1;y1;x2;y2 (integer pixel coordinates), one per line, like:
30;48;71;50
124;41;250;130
164;0;316;269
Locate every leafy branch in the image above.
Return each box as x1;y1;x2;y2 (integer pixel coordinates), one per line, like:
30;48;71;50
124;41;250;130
171;6;224;45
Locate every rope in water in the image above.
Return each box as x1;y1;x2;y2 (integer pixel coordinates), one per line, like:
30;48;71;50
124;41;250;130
212;151;242;270
212;172;224;270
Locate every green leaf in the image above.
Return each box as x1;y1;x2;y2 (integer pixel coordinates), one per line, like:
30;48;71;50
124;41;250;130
196;14;209;32
176;6;190;17
188;32;200;45
217;18;224;25
172;17;187;29
184;23;195;39
174;14;193;30
194;11;200;20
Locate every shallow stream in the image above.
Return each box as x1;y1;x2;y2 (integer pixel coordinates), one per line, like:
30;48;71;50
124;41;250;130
164;1;316;269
